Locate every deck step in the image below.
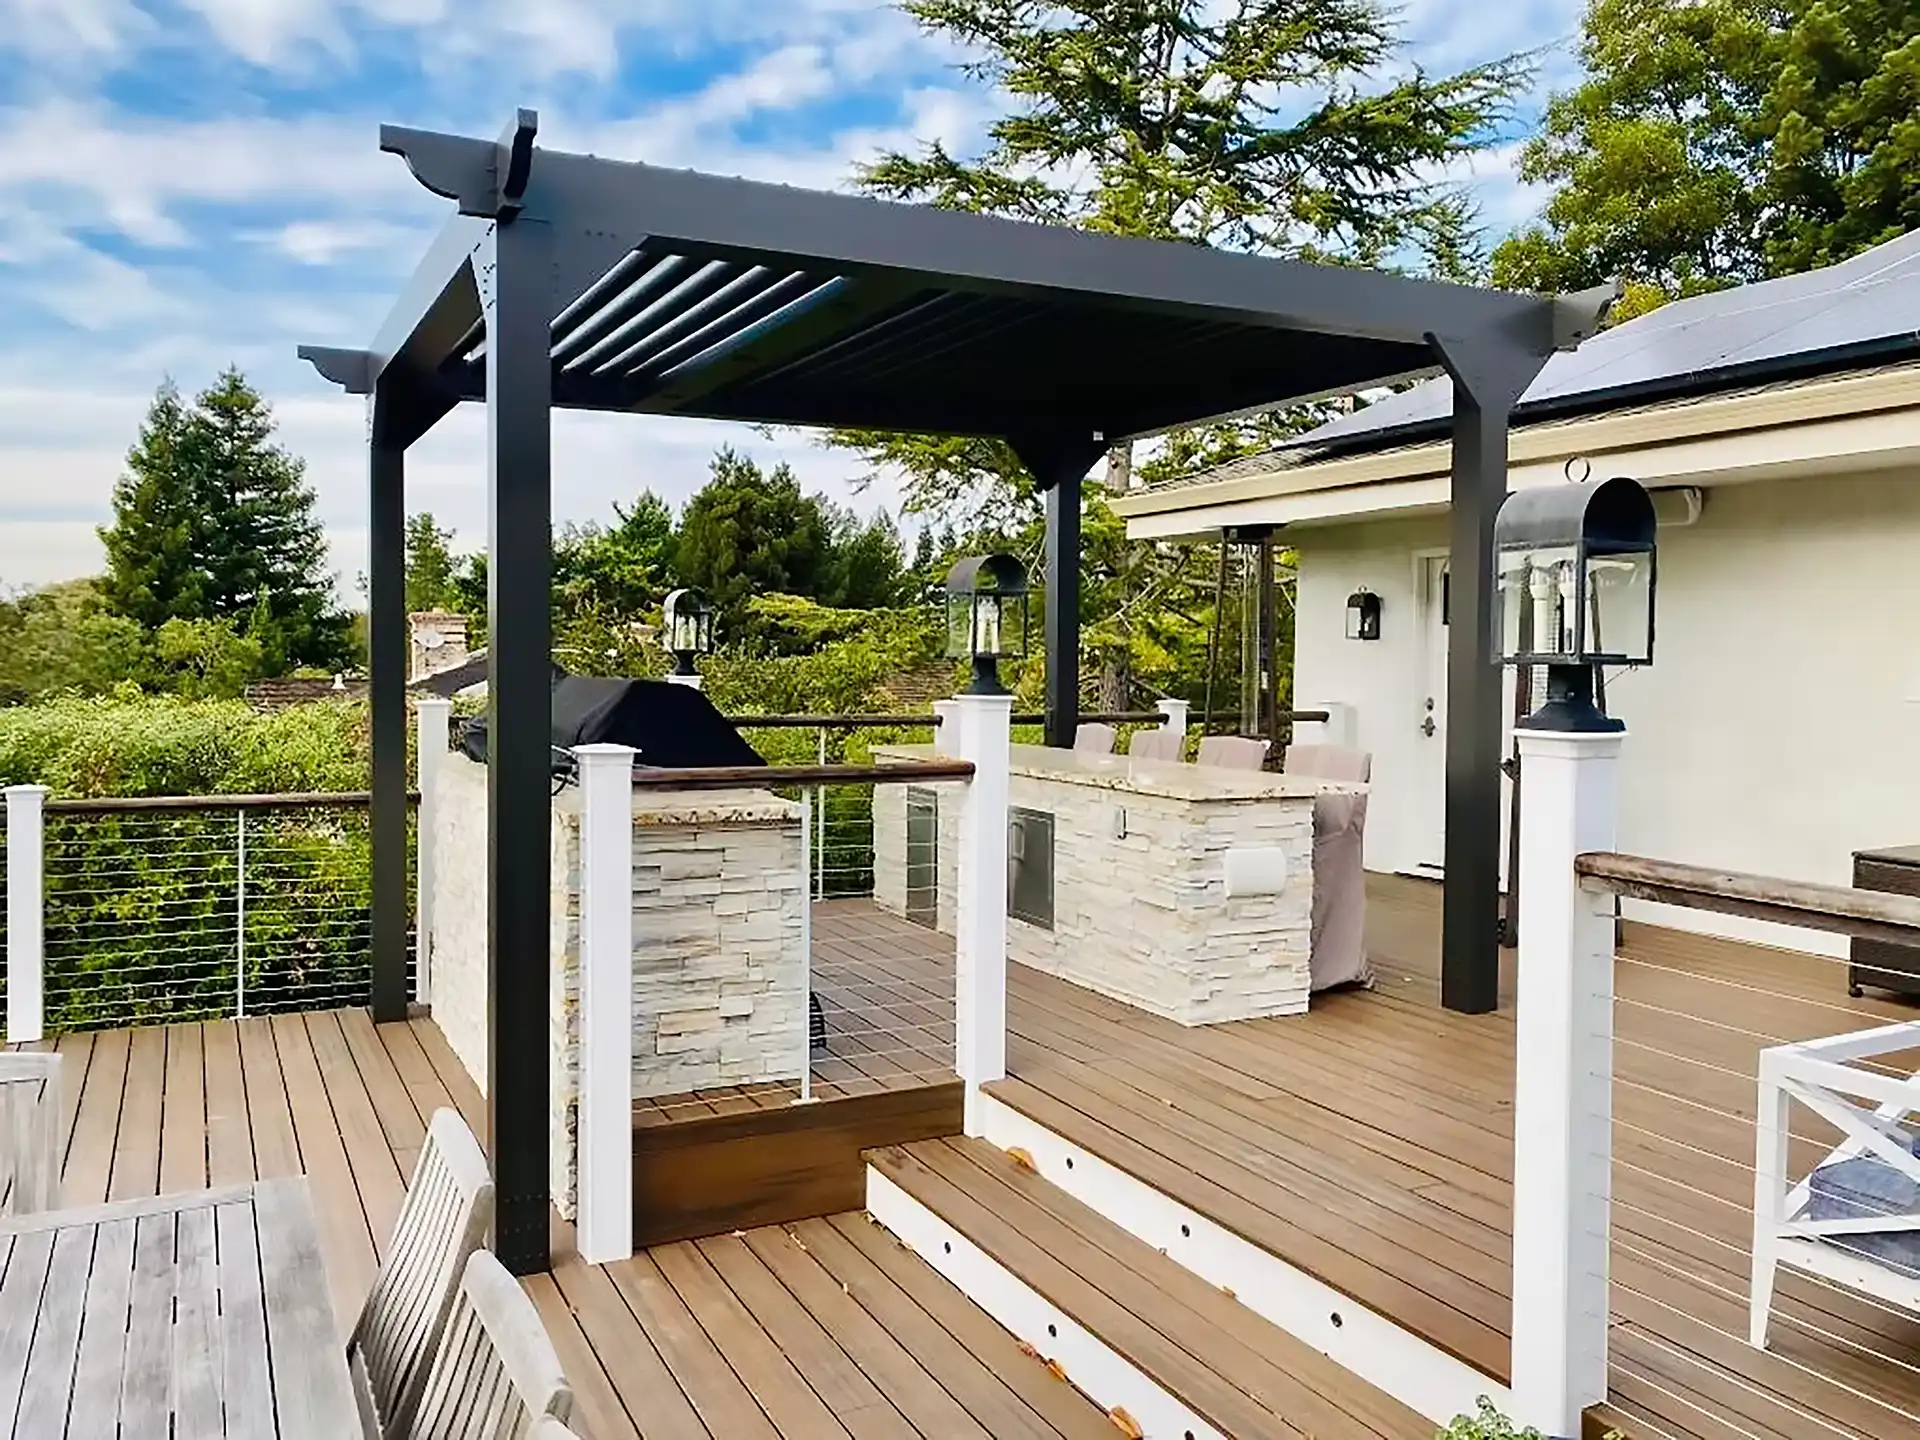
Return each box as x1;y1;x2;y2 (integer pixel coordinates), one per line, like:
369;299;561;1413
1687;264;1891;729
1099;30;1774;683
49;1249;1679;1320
866;1137;1434;1440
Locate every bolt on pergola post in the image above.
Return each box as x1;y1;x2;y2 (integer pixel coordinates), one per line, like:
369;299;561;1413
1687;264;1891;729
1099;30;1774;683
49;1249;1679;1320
300;107;1609;1272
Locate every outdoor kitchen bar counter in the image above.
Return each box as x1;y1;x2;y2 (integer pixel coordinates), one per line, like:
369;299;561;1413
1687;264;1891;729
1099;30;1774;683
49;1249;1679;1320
872;742;1362;1024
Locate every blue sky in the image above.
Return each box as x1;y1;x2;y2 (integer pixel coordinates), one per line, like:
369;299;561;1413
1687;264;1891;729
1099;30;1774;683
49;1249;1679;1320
0;0;1585;595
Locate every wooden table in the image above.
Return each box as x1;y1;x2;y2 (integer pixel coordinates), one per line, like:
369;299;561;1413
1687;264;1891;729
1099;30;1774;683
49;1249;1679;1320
0;1178;360;1437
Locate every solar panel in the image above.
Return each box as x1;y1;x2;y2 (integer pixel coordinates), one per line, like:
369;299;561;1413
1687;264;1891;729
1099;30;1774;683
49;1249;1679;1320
1302;229;1920;449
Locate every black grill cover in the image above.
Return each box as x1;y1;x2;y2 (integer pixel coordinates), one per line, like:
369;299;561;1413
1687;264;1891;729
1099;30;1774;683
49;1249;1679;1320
550;676;765;769
455;675;765;773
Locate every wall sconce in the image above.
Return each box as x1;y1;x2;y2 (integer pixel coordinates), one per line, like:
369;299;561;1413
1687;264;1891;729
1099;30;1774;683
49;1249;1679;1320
1345;588;1382;641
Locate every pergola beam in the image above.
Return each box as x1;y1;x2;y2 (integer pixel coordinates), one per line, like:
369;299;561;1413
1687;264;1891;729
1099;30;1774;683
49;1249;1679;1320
514;151;1557;353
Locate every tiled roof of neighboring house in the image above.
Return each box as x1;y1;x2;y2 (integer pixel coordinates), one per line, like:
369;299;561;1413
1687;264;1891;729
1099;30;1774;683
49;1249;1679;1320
876;662;959;710
1141;227;1920;496
244;677;368;711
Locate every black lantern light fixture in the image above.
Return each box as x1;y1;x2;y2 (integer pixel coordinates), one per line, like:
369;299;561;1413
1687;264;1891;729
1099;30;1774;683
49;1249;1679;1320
662;587;714;679
1494;474;1657;732
945;553;1030;695
1345;588;1383;641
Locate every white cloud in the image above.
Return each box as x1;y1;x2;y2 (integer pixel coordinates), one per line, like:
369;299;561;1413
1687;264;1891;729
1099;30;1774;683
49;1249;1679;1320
250;218;427;265
0;0;151;62
177;0;352;68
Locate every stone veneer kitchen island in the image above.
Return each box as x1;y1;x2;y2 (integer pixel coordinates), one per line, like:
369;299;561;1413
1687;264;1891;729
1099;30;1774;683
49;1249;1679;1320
873;743;1358;1025
429;753;807;1218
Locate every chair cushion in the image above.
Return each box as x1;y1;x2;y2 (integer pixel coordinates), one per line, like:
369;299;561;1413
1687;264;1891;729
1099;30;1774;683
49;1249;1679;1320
1806;1134;1920;1271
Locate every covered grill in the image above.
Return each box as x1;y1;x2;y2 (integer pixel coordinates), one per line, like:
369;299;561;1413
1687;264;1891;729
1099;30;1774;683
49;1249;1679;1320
457;674;766;773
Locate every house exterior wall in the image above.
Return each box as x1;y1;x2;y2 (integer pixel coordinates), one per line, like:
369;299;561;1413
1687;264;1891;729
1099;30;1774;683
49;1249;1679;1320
1294;470;1920;953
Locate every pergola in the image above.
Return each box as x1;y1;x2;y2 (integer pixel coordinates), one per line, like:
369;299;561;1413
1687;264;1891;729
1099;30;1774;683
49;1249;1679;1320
301;110;1610;1274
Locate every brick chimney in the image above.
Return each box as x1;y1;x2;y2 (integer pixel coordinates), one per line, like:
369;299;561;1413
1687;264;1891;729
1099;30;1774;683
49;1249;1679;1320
409;611;470;683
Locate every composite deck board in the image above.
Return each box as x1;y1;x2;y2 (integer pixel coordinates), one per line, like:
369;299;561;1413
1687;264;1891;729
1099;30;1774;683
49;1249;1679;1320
24;1006;1105;1440
21;875;1920;1438
981;875;1920;1440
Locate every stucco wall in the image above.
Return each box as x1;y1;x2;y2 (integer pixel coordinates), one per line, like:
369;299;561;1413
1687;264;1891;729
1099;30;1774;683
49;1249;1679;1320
1292;470;1920;953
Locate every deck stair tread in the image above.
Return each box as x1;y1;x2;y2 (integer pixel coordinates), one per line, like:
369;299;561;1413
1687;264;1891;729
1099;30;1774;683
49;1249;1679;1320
981;1068;1515;1384
868;1136;1435;1440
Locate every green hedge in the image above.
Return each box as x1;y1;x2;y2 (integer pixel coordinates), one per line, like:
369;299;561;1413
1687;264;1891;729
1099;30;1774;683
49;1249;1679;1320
0;694;378;1032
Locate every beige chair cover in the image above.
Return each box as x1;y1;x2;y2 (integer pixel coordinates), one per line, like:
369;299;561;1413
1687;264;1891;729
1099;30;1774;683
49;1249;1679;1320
1284;743;1373;991
1195;735;1268;770
1127;728;1182;761
1074;722;1118;754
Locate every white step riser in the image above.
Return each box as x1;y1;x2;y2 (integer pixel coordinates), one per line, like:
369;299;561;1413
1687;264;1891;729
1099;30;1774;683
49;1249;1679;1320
974;1091;1514;1427
866;1168;1225;1440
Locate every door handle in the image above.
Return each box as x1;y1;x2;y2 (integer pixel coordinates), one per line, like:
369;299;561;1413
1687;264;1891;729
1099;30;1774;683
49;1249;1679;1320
1421;716;1436;737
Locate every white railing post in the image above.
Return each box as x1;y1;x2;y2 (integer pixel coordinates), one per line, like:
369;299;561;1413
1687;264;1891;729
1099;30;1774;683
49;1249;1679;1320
414;697;452;1007
932;699;959;756
574;743;635;1265
1511;725;1623;1438
1155;697;1191;743
5;785;48;1045
952;691;1012;1135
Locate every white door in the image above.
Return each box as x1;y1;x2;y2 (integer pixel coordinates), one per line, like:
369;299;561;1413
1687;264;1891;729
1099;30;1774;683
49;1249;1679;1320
1416;556;1450;870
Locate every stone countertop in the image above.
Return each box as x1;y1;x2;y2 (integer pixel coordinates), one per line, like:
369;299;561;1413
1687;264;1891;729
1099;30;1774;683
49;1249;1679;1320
871;743;1363;803
553;784;802;827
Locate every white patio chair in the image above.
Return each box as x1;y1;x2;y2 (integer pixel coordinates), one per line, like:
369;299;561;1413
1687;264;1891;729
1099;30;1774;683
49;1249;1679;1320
410;1250;576;1439
1751;1022;1920;1347
531;1420;584;1439
0;1052;62;1216
1073;722;1117;754
1195;735;1268;771
348;1107;494;1438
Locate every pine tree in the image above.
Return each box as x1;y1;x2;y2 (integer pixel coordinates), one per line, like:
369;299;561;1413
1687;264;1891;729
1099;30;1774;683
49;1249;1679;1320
405;513;461;613
98;382;205;631
100;370;350;673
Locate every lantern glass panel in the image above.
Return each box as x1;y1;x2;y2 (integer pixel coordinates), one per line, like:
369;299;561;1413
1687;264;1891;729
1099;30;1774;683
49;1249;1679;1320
1586;550;1653;663
946;593;973;659
1496;544;1578;662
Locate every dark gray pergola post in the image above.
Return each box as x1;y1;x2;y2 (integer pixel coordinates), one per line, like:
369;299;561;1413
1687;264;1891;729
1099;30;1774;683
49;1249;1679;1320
1014;437;1106;749
1044;475;1081;748
1431;338;1550;1015
367;420;409;1023
484;215;556;1275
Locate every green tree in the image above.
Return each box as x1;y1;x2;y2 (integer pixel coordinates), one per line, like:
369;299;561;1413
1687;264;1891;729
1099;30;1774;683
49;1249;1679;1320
99;370;351;673
404;512;462;613
152;616;265;699
821;508;907;610
0;580;150;703
97;383;204;629
554;491;677;620
673;449;835;635
1492;0;1920;313
835;0;1532;517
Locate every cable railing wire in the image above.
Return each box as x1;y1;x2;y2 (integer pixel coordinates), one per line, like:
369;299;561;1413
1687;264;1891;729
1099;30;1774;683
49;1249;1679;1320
7;796;414;1034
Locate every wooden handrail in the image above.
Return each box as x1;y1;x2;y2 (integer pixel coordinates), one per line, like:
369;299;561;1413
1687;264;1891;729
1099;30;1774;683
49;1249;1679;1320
724;709;1331;729
629;760;975;791
1575;851;1920;948
43;790;420;816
